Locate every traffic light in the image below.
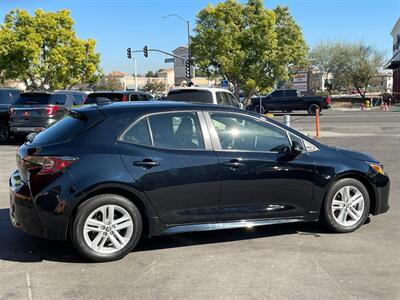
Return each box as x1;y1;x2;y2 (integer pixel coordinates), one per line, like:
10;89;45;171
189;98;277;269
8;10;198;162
185;59;191;78
143;46;148;57
127;47;131;59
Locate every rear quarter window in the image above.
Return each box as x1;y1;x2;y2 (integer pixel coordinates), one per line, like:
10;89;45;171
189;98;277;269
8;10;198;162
166;90;213;103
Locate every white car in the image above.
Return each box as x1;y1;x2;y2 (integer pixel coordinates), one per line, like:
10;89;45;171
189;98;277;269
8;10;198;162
166;87;243;109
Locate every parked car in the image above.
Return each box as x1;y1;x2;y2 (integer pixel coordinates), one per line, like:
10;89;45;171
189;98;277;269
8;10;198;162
166;87;242;108
0;88;20;142
85;91;154;104
9;91;85;136
55;90;88;105
248;89;331;115
10;101;390;261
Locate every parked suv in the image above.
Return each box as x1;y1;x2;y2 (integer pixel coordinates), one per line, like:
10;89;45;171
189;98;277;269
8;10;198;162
166;87;242;108
9;91;85;136
0;88;20;142
85;91;154;104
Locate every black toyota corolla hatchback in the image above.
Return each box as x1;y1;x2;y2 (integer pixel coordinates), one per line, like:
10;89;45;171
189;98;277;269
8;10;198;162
9;102;390;261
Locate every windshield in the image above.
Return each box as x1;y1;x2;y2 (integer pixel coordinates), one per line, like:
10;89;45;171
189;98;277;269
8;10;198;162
166;90;213;103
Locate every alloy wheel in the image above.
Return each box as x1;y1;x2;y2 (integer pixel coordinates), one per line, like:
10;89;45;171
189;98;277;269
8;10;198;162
331;185;365;227
83;204;134;254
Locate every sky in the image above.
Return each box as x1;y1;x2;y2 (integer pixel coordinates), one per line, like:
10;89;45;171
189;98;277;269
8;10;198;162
0;0;399;75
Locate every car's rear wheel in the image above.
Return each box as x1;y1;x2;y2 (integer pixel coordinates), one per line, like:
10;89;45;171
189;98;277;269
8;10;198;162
0;122;9;143
307;104;320;115
71;194;142;262
254;104;266;114
322;178;370;233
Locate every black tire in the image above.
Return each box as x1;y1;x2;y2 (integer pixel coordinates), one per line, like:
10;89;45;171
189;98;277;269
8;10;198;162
322;178;370;233
307;104;320;115
254;104;266;114
71;194;142;262
0;122;9;143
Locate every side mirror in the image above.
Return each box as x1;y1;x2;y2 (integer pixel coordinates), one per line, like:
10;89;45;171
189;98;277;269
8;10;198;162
291;140;303;156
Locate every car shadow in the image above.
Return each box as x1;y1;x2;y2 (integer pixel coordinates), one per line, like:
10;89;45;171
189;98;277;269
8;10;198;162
0;208;327;264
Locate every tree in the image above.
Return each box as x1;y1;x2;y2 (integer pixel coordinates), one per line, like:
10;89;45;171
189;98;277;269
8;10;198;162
191;0;307;101
96;74;124;91
0;9;101;90
145;71;155;77
144;79;165;93
310;41;385;99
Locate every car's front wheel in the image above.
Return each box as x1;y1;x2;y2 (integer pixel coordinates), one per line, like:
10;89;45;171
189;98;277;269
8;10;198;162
322;178;370;233
71;194;142;262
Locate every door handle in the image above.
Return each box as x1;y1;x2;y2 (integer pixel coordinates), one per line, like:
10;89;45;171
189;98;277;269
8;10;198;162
222;159;243;169
133;159;160;168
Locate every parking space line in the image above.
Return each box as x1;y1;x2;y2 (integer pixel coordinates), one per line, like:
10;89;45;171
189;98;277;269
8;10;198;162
26;272;33;300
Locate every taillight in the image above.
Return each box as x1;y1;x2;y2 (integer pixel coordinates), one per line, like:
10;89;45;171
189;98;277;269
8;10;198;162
121;95;127;102
46;105;59;116
23;156;77;175
325;97;331;104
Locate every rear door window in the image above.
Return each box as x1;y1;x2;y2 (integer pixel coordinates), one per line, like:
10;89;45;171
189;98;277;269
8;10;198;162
285;90;297;97
148;112;204;150
166;90;213;103
72;93;87;105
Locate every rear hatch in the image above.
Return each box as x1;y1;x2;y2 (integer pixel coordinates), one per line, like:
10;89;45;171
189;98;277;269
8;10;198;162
17;107;106;183
11;93;64;128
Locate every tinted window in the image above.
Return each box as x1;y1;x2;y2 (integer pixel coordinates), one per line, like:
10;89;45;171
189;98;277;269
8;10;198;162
30;115;93;145
270;90;284;97
86;93;124;104
130;94;140;101
120;118;151;146
0;91;11;104
72;93;87;105
166;90;213;103
285;90;297;97
10;91;20;103
139;94;149;101
148;112;204;150
210;113;290;152
14;93;52;105
50;93;68;105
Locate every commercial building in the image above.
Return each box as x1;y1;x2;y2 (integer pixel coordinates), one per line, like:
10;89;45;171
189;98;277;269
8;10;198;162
386;17;400;100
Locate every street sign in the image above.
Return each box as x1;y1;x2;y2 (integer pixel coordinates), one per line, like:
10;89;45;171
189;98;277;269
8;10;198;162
165;58;175;63
221;80;229;88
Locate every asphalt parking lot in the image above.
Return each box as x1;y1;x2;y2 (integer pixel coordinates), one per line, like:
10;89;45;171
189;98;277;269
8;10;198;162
0;109;399;299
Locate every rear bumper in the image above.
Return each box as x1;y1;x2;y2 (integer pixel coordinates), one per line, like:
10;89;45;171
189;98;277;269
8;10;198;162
10;126;45;134
10;118;58;134
9;169;78;240
9;170;47;238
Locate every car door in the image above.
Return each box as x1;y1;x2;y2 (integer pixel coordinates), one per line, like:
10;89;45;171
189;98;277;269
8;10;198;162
284;90;301;110
119;110;220;225
204;111;315;221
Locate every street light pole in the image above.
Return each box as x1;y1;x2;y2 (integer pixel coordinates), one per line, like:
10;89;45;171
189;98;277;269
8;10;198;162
133;56;138;91
163;14;192;80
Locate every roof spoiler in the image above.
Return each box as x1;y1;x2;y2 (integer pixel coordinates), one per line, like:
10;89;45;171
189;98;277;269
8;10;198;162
66;107;87;121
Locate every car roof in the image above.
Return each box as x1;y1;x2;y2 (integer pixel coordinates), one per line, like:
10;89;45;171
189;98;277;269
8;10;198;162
84;100;239;114
89;91;150;95
169;87;233;93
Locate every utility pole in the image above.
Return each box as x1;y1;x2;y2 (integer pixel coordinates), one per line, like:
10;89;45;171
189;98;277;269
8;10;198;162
127;48;143;91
